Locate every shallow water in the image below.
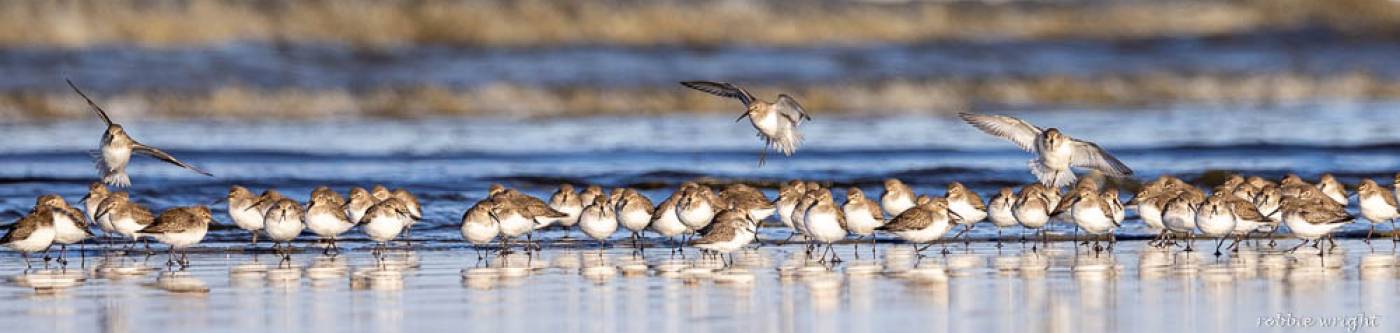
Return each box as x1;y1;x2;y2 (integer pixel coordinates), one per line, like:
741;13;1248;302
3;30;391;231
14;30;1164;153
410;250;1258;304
2;241;1398;333
5;106;1400;240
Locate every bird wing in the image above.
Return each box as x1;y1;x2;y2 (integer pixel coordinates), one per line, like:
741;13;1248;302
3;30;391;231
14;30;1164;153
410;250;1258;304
775;95;812;123
132;143;214;176
880;208;932;231
65;79;113;127
680;81;754;106
1069;140;1133;176
958;113;1042;152
141;209;195;233
691;221;736;245
1385;189;1400;209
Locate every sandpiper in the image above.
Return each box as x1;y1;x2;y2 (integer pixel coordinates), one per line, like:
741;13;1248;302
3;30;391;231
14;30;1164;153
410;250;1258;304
1013;183;1055;248
1356;179;1398;243
345;187;376;225
460;200;500;260
371;185;392;202
802;188;848;263
986;187;1017;245
842;187;885;254
958;113;1132;189
487;184;568;251
692;209;758;266
1196;193;1238;256
81;182;110;240
1132;181;1170;237
1101;188;1125;227
391;188;423;243
1056;188;1118;252
138;205;213;268
579;196;619;256
877;196;957;256
66;79;213;187
676;183;719;231
579;185;604;207
774;180;809;242
946;182;988;244
1317;174;1348;207
615;188;655;249
681;81;811;165
719;184;776;222
649;192;690;255
362;198;414;258
306;187;355;254
262;198;306;260
1162;188;1204;251
790;182;824;241
227;185;265;245
1226;189;1274;251
548;184;584;234
881;179;916;216
1281;200;1352;252
36;194;92;265
2;207;57;268
95;191;155;251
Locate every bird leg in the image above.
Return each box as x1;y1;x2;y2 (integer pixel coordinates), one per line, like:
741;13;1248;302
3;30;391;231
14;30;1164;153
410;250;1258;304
1366;225;1375;244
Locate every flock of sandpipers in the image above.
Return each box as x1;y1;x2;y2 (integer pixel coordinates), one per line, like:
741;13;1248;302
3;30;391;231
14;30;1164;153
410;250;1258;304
1;80;1395;270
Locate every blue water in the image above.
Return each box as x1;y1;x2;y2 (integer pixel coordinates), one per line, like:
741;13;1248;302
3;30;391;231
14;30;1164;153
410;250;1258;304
4;104;1400;242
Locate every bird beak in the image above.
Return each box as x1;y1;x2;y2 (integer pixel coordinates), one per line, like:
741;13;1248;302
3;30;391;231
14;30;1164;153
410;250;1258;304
246;198;269;211
209;197;227;206
735;112;750;123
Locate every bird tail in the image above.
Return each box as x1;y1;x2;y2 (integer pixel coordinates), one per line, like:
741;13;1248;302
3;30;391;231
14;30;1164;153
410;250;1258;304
772;126;802;156
1029;160;1075;190
103;172;130;188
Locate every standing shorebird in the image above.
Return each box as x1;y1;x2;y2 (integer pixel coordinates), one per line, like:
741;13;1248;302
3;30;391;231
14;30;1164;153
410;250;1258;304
95;192;155;252
1013;183;1057;250
958;113;1132;189
227;186;265;246
719;184;776;223
946;182;988;244
138;206;213;268
548;184;584;236
262;198;306;260
362;198;414;259
36;195;92;265
345;187;376;225
1281;201;1352;253
878;196;958;256
487;184;568;252
579;196;619;257
1054;188;1118;252
881;179;916;216
649;192;690;256
1162;188;1205;251
803;188;848;263
460;200;500;260
615;189;655;250
2;207;58;268
306;187;354;254
676;183;719;232
81;183;111;241
391;189;423;244
1356;179;1398;243
66;79;212;187
842;187;885;255
680;81;811;165
774;181;809;242
1195;193;1238;256
1317;174;1348;207
986;187;1017;246
691;209;758;266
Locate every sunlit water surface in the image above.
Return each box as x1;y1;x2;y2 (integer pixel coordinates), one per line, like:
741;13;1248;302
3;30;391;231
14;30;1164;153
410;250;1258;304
4;107;1400;331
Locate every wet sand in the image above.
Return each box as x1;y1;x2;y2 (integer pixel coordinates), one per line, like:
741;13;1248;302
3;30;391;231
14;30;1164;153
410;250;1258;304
2;239;1397;333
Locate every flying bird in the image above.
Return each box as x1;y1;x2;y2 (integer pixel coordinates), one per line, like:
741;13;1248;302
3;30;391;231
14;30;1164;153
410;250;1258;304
959;113;1131;189
681;81;811;165
67;79;213;187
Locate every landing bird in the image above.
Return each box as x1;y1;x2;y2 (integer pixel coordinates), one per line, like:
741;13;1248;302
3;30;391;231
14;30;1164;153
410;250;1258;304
66;79;213;187
958;113;1132;189
680;81;811;165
